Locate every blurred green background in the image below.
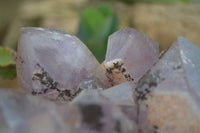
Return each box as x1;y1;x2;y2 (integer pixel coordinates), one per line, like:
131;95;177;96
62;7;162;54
0;0;200;91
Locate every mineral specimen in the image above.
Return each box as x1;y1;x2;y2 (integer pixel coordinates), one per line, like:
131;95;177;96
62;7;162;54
13;26;200;133
105;27;159;85
17;27;108;102
134;37;200;133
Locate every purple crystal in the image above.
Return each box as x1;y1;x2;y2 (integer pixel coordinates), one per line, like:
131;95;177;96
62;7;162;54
101;82;135;106
16;27;108;101
12;25;200;133
134;37;200;132
72;90;137;133
0;89;76;133
77;81;138;124
101;82;138;123
105;27;159;85
0;88;137;133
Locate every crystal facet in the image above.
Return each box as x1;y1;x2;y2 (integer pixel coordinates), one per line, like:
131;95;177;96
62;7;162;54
105;27;159;86
134;37;200;132
101;82;138;123
17;27;108;101
101;81;135;106
72;89;137;133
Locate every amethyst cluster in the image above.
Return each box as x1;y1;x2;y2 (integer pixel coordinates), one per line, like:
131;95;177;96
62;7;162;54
16;27;159;101
0;27;199;133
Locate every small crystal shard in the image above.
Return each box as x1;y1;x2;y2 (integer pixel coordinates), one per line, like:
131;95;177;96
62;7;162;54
134;37;200;132
105;27;159;85
101;81;135;106
17;27;108;101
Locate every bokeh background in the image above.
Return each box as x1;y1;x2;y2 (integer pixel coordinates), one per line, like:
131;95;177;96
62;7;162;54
0;0;200;91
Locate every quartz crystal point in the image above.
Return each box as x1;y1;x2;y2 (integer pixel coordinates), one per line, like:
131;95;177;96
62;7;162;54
105;27;159;86
17;27;108;101
101;82;138;123
0;89;77;133
72;89;137;133
134;37;200;133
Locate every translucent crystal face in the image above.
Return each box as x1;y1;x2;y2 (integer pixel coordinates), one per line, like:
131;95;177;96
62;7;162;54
105;27;159;86
101;81;135;106
17;27;108;101
134;37;200;133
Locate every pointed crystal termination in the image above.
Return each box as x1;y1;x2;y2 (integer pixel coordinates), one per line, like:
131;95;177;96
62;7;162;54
101;82;138;123
105;27;159;86
16;27;108;102
101;82;135;106
134;37;200;133
71;89;137;133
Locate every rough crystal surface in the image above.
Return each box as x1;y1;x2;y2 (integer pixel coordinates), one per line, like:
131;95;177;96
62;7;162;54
78;77;106;90
134;37;200;133
105;27;159;85
17;27;108;101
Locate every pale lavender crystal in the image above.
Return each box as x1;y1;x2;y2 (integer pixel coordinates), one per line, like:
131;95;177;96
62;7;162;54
0;88;138;133
72;90;137;133
0;108;10;133
78;81;138;123
105;27;159;85
101;82;135;106
0;89;137;133
101;82;138;123
0;89;76;133
17;27;108;101
134;37;200;132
